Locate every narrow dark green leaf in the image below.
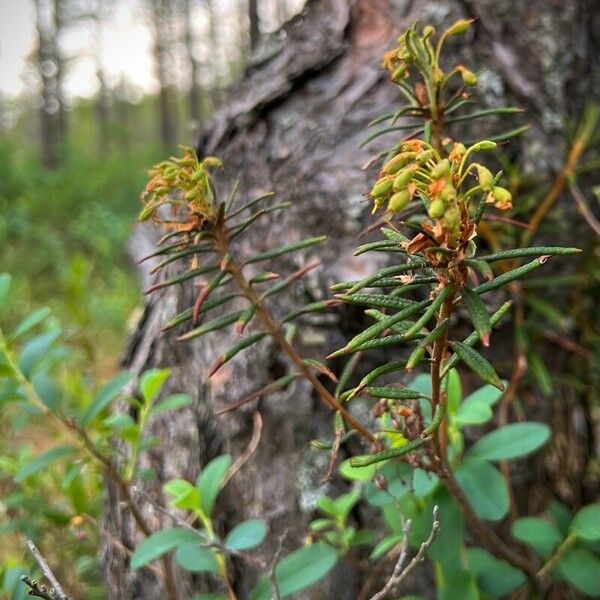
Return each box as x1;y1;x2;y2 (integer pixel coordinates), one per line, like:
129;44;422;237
345;362;406;402
139;238;198;262
381;227;408;243
334;353;362;398
473;125;530;144
405;318;450;370
348;263;426;295
227;191;276;219
353;334;407;353
462;287;492;346
282;300;339;324
363;386;424;400
161;293;239;331
364;310;415;335
450;342;504;390
249;271;279;284
327;299;431;357
350;437;430;467
336;293;417;312
466;259;493;281
245;237;326;265
208;333;266;377
225;178;240;212
353;240;402;256
235;305;257;335
145;264;219;294
360;124;425;148
177;311;244;342
479;247;581;263
151;245;215;274
473;259;545;297
331;278;404;292
441;301;512;378
192;269;231;323
445;107;524;125
403;286;451;338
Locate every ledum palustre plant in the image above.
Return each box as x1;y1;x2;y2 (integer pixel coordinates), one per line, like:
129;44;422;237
139;20;595;597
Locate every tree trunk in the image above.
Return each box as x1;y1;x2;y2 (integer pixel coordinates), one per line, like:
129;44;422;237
103;1;600;598
183;0;201;128
248;0;260;50
151;0;178;149
34;0;64;169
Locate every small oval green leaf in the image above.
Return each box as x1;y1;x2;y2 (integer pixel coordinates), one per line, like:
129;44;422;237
468;422;551;461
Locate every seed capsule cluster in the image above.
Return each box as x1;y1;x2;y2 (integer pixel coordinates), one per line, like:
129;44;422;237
140;146;222;226
383;20;478;89
370;138;512;248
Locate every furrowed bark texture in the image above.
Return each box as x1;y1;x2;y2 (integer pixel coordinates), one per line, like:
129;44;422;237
102;1;600;598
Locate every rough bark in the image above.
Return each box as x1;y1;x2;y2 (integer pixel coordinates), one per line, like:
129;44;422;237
151;0;178;148
102;0;600;598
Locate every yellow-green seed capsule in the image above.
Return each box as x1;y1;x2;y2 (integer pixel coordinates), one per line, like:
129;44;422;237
477;165;494;191
155;186;170;195
441;183;457;202
443;205;461;230
392;66;406;81
491;186;512;209
393;169;413;190
388;190;410;213
371;178;394;198
461;69;478;86
431;159;451;179
470;141;497;152
203;156;222;169
423;25;435;38
446;19;473;36
382;152;415;175
417;149;434;165
432;67;444;84
428;198;445;219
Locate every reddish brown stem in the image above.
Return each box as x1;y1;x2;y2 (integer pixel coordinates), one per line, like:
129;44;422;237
213;226;377;446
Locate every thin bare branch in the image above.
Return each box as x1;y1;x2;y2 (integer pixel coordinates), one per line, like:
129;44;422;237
25;540;69;600
369;505;440;600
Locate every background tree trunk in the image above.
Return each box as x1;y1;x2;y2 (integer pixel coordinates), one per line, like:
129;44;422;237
102;0;600;598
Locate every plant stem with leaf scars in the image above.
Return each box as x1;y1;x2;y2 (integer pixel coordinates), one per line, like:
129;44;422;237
214;228;378;447
430;288;455;461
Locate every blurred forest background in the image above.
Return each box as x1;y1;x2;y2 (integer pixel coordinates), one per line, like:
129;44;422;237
0;0;304;374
